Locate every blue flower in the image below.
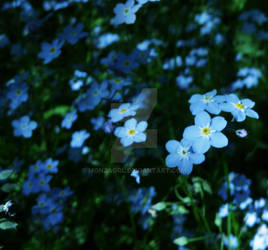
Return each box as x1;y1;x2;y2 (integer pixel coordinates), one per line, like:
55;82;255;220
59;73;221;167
176;74;193;89
224;234;239;249
12;116;37;138
189;89;223;115
59;23;87;45
109;76;131;92
6;82;28;110
183;111;228;154
115;52;139;74
165;139;205;175
114;118;148;147
91;116;105;130
220;94;259;122
70;130;90;148
76;82;109;111
112;0;139;25
41;158;59;174
61;110;78;129
28;160;45;177
96;33;119;48
108;103;138;123
131;169;140;184
36;173;53;193
38;39;64;64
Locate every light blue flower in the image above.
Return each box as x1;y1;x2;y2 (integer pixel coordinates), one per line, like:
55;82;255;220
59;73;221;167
108;103;138;123
224;234;239;249
220;94;259;122
165;139;205;175
70;130;90;148
12;116;37;138
176;74;193;89
131;169;140;184
61;110;77;129
114;118;147;147
38;39;64;64
183;111;228;154
91;116;105;130
244;212;259;227
189;89;223;115
112;0;139;25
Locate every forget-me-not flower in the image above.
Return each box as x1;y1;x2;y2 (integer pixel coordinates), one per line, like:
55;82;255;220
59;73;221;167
12;116;37;138
183;111;228;154
114;118;147;147
165;139;205;175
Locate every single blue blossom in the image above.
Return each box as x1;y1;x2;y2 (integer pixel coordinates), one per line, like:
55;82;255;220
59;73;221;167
165;139;205;175
220;94;259;122
38;39;64;64
131;169;140;184
70;130;90;148
61;110;78;129
12;116;37;138
183;111;228;154
114;118;148;147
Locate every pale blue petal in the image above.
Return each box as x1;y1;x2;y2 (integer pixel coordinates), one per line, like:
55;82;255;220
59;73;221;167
234;111;246;122
206;102;221;115
211;116;227;131
121;137;133;147
245;109;259;119
241;98;255;108
220;103;233;113
165;140;180;153
192;137;210;154
210;132;228;148
183;126;201;140
206;89;217;97
133;133;146;143
136;121;148;132
125;118;137;129
165;154;180;168
194;111;211;127
190;102;206;115
190;153;205;164
178;159;193;175
226;94;239;103
189;94;203;103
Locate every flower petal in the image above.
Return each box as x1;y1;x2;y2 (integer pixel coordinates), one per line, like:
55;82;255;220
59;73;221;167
165;154;180;168
136;121;148;132
192;137;210;154
211;116;227;131
210;132;228;148
125;118;137;129
194;111;211;127
183;126;201;140
165;140;180;154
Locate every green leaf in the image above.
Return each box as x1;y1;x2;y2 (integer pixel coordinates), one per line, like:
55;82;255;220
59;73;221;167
43;105;70;120
151;202;166;211
0;220;18;230
1;183;17;193
173;236;188;246
0;170;13;180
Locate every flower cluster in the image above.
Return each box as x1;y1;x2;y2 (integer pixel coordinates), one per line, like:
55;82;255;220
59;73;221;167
165;90;259;175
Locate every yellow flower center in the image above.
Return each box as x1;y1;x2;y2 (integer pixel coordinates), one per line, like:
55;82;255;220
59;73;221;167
202;127;211;135
120;108;127;113
128;129;135;135
114;79;121;83
203;96;212;102
16;90;22;95
124;8;130;14
47;164;52;169
235;103;244;109
50;48;56;54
